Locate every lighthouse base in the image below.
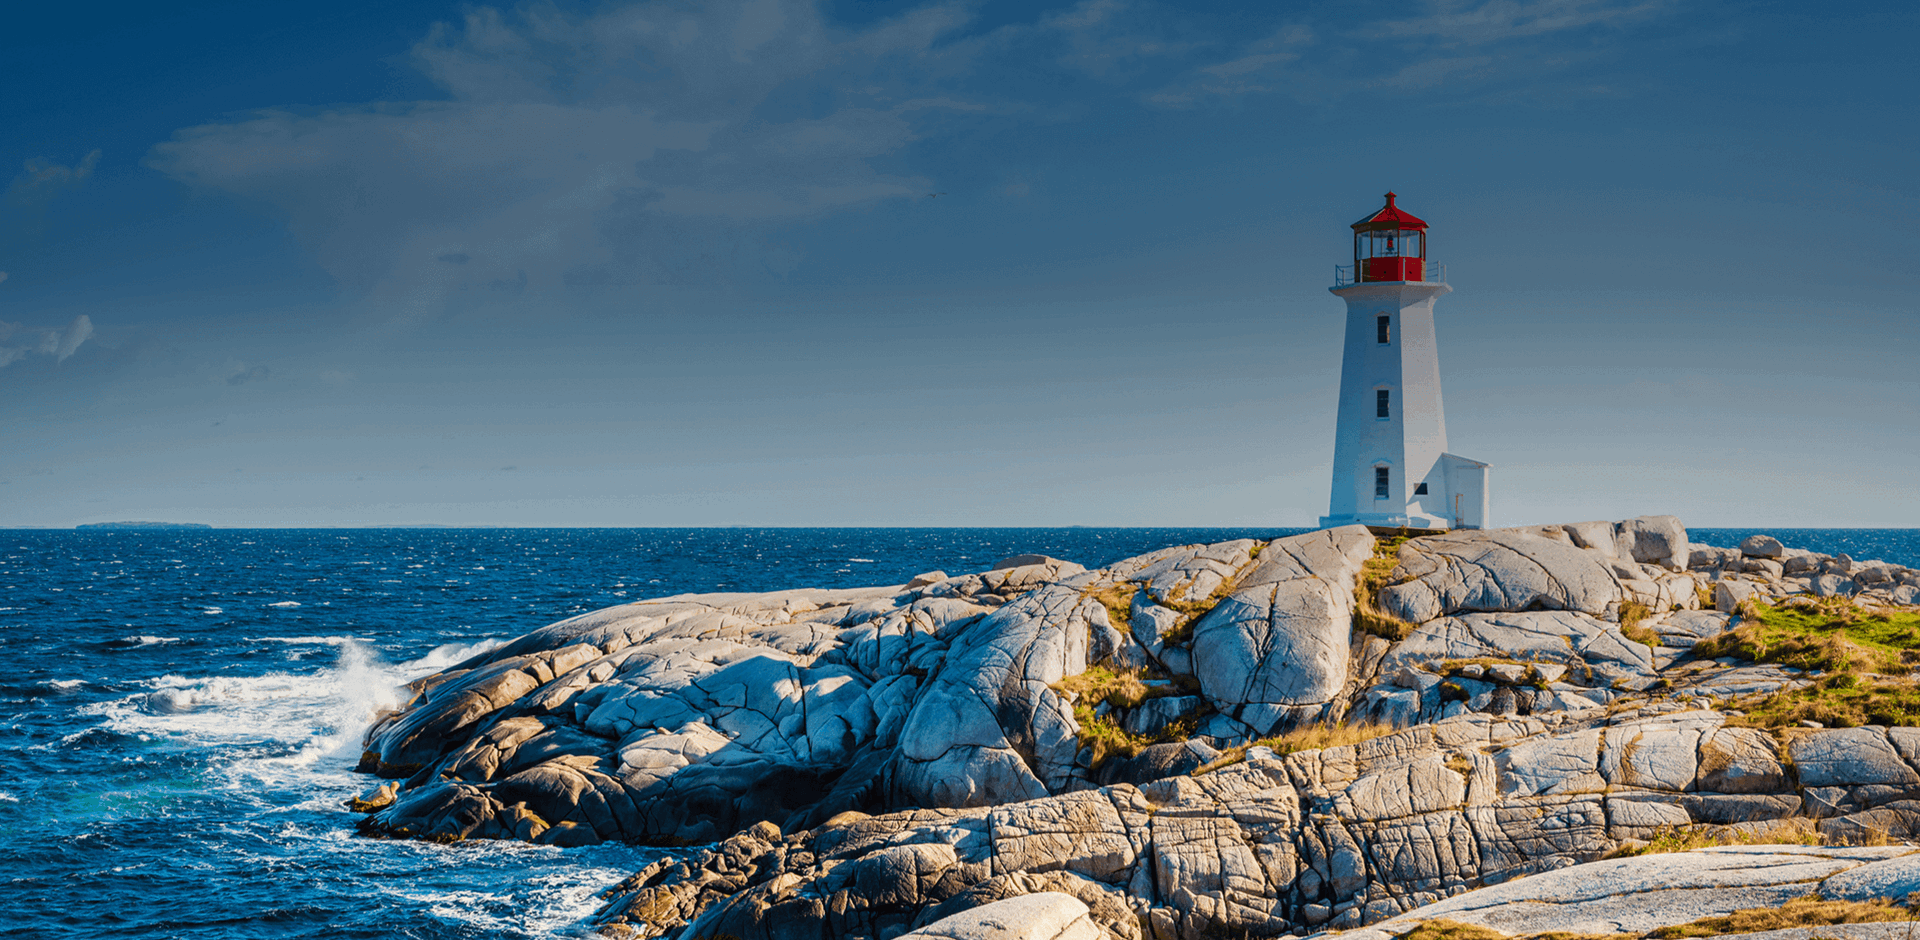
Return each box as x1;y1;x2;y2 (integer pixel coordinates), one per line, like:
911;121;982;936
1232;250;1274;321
1319;511;1454;530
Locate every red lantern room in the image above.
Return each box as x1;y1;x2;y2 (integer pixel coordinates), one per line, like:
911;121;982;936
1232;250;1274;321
1351;192;1428;283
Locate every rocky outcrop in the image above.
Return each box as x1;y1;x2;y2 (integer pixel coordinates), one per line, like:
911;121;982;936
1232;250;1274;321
345;517;1920;939
590;707;1920;940
353;532;1387;845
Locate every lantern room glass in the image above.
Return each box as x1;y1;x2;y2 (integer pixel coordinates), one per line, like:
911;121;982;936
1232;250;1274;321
1354;229;1426;282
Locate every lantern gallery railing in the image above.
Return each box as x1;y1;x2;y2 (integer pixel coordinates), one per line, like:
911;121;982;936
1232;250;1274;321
1334;262;1446;287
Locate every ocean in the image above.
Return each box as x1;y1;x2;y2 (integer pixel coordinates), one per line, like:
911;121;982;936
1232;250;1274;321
4;526;1914;938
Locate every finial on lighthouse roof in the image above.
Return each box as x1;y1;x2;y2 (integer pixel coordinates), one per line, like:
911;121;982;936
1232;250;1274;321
1352;191;1429;232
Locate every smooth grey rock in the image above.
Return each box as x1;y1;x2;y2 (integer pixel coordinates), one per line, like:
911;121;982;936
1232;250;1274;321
1820;852;1920;902
1190;527;1373;731
1617;515;1690;569
1603;711;1720;792
1380;611;1655;686
1739;535;1786;559
1364;847;1904;937
1790;727;1920;788
1813;574;1860;597
899;892;1100;940
1123;696;1201;737
1380;528;1626;620
1717;578;1762;612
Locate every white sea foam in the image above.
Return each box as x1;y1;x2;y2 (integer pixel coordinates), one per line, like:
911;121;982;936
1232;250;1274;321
91;641;409;791
0;792;16;802
119;635;180;646
254;635;358;646
849;558;877;563
47;679;87;690
403;638;507;674
268;601;302;608
201;607;223;614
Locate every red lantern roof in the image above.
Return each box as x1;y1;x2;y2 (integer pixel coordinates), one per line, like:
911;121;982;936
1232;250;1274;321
1351;192;1428;232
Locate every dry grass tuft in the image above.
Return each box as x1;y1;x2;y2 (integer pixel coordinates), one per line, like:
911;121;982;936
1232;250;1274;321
1355;536;1414;641
1195;721;1400;774
1084;582;1139;640
1052;666;1198;768
1396;920;1629;940
1396;920;1508;940
1617;601;1660;649
1607;820;1822;858
1647;895;1918;938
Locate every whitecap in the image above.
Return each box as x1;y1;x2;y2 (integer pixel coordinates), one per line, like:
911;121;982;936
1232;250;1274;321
253;635;357;646
268;601;301;608
201;607;223;614
46;679;87;690
119;635;180;646
848;558;877;563
0;792;17;802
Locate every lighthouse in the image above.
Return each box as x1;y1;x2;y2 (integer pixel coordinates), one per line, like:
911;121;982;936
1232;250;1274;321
1319;193;1490;530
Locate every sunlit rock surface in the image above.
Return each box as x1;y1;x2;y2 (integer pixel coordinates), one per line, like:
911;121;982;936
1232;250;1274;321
346;516;1920;940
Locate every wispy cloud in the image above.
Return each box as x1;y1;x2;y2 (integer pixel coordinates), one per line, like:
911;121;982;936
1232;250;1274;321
6;150;101;208
1147;0;1671;106
1379;0;1667;45
0;314;94;369
146;0;989;319
226;363;271;386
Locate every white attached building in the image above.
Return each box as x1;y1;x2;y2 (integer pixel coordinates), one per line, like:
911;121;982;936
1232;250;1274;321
1319;193;1490;530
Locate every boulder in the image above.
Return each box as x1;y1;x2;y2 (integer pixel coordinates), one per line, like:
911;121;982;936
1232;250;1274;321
1617;515;1690;569
1189;527;1374;734
1739;534;1786;559
1377;529;1625;621
1716;579;1762;613
1380;610;1656;687
898;892;1101;940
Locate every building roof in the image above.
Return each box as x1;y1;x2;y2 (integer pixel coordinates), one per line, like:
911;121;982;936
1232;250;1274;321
1351;192;1428;232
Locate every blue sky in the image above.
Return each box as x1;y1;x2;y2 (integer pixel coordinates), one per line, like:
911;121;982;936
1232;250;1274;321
2;0;1915;528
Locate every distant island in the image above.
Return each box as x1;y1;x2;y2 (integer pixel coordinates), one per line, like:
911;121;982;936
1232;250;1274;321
76;521;213;530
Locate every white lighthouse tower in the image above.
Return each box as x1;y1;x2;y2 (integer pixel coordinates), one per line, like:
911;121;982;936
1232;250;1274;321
1319;193;1490;530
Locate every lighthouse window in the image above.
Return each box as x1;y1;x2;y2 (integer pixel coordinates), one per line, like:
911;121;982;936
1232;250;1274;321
1377;315;1391;344
1374;467;1390;500
1376;389;1391;418
1414;483;1429;495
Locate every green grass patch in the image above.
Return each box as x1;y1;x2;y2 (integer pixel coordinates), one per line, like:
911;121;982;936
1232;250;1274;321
1724;674;1920;729
1695;596;1920;675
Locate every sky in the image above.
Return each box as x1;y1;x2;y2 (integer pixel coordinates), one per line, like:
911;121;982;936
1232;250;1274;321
1;0;1915;528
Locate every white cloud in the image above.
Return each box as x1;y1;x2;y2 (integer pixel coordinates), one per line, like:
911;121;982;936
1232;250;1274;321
0;314;93;369
146;0;983;317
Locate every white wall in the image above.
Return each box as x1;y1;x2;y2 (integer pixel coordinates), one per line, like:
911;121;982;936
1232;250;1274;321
1321;281;1453;528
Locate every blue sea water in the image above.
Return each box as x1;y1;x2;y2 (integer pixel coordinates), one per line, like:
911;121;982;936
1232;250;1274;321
3;526;1914;938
